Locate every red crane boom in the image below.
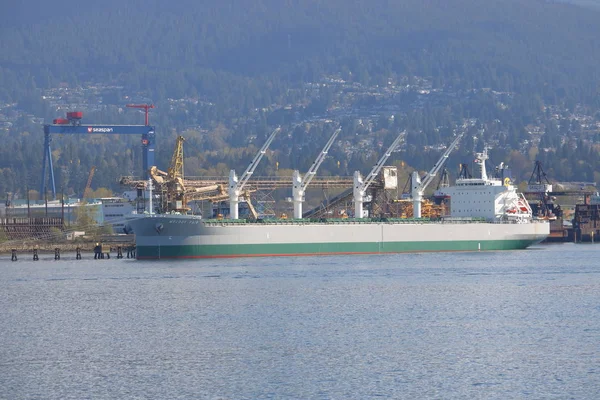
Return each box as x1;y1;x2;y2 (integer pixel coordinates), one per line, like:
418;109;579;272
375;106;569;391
126;104;155;125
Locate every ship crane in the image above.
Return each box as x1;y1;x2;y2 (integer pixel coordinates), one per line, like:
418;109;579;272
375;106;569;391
411;131;464;218
228;127;281;219
292;127;341;219
353;131;405;218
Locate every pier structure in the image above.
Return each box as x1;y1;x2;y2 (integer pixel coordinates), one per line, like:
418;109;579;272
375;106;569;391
0;217;64;240
573;204;600;243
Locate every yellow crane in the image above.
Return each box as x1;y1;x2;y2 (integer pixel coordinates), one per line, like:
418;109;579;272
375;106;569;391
83;166;96;199
149;135;258;215
168;135;185;180
147;135;187;213
242;190;259;220
165;136;187;213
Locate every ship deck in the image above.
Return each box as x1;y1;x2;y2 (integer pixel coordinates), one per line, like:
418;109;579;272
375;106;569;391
198;216;516;227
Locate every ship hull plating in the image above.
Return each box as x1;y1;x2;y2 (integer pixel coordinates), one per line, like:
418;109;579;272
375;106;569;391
129;215;549;259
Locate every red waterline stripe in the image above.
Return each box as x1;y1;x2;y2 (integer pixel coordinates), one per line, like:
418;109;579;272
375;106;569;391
136;251;383;259
135;248;483;260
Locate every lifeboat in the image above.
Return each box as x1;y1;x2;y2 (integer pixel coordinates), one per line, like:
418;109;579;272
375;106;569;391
517;200;528;212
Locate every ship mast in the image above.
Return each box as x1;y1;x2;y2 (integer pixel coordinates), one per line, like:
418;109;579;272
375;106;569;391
475;148;489;181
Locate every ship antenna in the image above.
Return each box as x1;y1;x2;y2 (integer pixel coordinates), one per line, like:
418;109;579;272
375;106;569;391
475;148;489;181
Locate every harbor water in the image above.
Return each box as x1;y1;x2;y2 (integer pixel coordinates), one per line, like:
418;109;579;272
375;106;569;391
1;244;599;399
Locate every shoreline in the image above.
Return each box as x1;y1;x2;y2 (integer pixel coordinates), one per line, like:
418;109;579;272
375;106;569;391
0;241;135;255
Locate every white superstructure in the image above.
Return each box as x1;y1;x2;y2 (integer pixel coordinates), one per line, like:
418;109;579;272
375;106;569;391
100;196;136;233
438;149;532;221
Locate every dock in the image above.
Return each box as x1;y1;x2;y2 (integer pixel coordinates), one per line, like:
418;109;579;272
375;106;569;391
0;230;136;261
573;204;600;243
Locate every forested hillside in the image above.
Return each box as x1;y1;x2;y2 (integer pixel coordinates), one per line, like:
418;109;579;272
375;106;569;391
561;0;600;8
2;0;600;104
2;0;600;197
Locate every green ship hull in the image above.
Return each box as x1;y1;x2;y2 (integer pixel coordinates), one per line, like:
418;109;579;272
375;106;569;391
129;216;550;259
136;239;540;259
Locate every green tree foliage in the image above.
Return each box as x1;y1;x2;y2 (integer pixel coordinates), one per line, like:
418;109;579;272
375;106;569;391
2;0;600;195
3;0;600;106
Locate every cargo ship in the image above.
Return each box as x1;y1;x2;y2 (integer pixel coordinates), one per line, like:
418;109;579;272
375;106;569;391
128;149;549;259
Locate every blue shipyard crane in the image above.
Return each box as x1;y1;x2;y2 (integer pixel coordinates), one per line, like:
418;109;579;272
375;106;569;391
228;127;281;219
411;131;464;218
353;131;405;218
40;108;156;199
292;127;341;219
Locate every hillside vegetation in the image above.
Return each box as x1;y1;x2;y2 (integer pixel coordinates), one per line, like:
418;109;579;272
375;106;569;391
1;0;600;196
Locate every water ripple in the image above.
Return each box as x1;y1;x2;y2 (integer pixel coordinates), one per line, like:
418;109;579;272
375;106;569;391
1;244;600;399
